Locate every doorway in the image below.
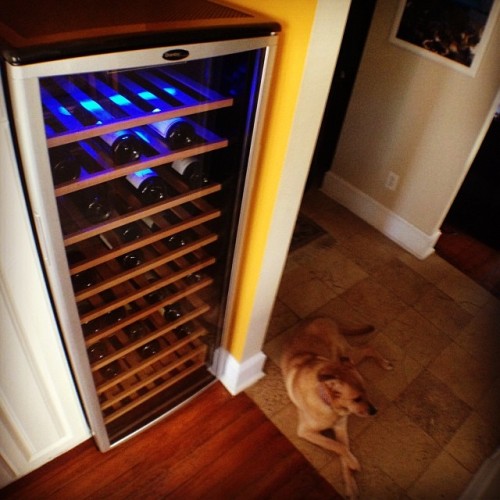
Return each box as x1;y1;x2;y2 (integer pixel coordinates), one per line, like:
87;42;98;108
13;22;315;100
307;0;377;189
436;102;500;297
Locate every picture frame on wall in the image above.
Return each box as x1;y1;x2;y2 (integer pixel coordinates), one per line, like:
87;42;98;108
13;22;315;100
390;0;499;76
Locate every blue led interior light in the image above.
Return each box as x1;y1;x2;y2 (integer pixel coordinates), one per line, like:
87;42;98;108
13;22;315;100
138;91;156;100
58;106;71;116
117;74;169;114
132;70;196;106
133;168;154;178
41;85;82;129
135;130;151;144
79;99;103;113
77;99;106;124
110;94;132;107
137;91;161;112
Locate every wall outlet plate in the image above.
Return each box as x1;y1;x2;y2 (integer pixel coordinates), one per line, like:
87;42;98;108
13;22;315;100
385;171;399;191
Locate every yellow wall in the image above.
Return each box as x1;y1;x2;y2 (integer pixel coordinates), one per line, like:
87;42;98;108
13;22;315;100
221;0;318;359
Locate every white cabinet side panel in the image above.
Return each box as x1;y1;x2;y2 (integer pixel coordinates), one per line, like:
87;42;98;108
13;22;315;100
0;119;90;487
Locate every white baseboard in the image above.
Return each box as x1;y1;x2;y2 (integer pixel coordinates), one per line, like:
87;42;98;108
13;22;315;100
460;448;500;499
322;172;441;260
211;348;267;395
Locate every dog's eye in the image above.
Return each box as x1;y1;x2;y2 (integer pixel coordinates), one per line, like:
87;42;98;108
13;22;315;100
353;397;362;403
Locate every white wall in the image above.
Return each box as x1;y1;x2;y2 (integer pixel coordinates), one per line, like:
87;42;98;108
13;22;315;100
324;0;500;258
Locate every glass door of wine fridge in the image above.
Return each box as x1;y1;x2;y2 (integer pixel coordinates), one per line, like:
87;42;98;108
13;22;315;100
4;36;277;450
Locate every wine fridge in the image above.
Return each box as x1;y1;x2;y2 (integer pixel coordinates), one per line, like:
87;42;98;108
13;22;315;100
0;1;279;450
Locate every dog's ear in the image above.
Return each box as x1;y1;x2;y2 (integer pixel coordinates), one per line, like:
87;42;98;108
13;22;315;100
340;355;354;366
317;383;334;406
317;380;341;406
317;370;342;406
317;365;340;382
317;372;337;382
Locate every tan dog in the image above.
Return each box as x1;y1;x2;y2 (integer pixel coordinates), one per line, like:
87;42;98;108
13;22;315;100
281;317;393;499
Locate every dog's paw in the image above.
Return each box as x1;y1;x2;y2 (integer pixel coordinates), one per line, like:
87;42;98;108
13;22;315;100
344;475;359;500
345;451;361;471
381;358;394;371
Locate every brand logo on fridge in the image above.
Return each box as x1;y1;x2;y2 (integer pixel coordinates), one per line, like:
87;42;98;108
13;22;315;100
162;49;190;61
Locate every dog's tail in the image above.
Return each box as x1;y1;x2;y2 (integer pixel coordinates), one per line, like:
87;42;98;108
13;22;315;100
339;324;375;336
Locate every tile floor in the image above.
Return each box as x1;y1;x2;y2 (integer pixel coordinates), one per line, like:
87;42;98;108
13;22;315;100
245;189;500;499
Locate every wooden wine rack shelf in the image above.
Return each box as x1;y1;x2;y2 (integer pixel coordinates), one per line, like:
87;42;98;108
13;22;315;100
43;63;234;434
91;305;210;373
61;177;222;246
42;67;234;147
95;322;207;391
102;352;207;425
53;121;228;197
68;208;221;275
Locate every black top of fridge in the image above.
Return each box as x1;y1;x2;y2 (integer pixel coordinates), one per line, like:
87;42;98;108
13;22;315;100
0;0;280;65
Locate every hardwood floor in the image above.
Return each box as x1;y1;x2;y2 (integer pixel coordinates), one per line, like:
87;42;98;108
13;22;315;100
436;222;500;298
2;383;340;499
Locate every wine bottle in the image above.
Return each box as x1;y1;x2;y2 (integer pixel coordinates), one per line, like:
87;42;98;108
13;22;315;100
101;130;143;165
71;268;98;291
174;324;191;337
82;318;101;336
78;300;101;336
137;339;161;359
78;295;125;335
49;147;81;184
66;249;98;291
99;233;144;270
72;186;111;224
124;319;161;359
87;341;107;363
99;361;121;379
82;307;125;336
124;321;147;341
164;303;182;321
126;168;169;205
162;211;186;249
100;289;127;325
107;308;127;325
171;156;209;189
185;272;203;285
150;118;198;150
145;286;167;304
109;195;143;244
119;251;144;269
116;222;142;243
165;233;186;250
144;272;176;304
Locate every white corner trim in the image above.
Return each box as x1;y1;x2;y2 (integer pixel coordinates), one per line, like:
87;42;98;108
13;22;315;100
211;348;267;395
322;171;441;260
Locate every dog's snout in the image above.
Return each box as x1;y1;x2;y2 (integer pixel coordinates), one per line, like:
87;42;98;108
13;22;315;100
368;404;377;416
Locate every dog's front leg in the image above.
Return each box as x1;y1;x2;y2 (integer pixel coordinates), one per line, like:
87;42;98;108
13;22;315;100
334;417;359;500
297;421;360;471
